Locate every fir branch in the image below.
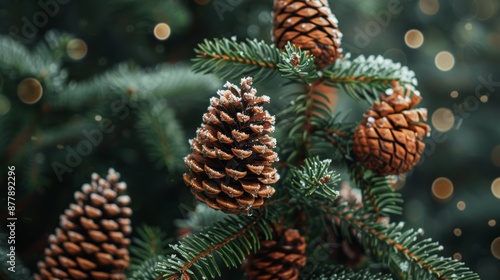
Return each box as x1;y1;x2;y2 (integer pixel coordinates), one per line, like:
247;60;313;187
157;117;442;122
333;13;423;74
137;101;187;171
157;207;277;280
192;38;281;82
289;157;340;205
323;53;417;103
332;206;480;280
174;203;229;235
128;225;171;279
277;42;319;84
309;264;394;280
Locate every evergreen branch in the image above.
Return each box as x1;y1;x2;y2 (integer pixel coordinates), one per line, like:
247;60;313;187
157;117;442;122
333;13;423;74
289;157;340;205
157;207;277;280
323;53;417;103
137;101;188;171
128;225;171;279
332;207;480;280
174;203;229;235
192;38;281;82
350;164;403;217
277;42;319;84
309;264;394;280
50;63;220;109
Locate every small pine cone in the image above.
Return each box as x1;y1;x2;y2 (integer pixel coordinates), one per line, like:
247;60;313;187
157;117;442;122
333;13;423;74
352;83;431;176
34;169;132;280
273;0;343;69
183;77;278;215
243;227;307;280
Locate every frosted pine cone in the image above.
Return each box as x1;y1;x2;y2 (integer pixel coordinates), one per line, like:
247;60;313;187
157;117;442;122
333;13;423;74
183;77;278;215
273;0;343;69
352;83;431;176
34;169;132;280
243;227;307;280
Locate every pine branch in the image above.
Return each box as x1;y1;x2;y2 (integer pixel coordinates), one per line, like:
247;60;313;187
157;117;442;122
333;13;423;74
331;206;480;280
323;53;417;103
289;157;340;206
277;42;319;84
128;225;171;279
174;203;229;235
157;207;277;280
137;101;187;171
310;264;394;280
192;38;281;83
50;63;220;109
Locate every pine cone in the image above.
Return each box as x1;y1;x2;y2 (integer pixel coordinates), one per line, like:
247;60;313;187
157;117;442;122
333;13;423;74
352;83;431;176
34;169;132;280
183;77;278;215
273;0;343;69
243;227;307;280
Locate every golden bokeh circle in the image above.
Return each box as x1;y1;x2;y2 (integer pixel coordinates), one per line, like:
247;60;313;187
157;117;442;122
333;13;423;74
432;177;454;200
453;252;462;261
17;78;43;104
491;178;500;199
431;108;455;132
457;201;466;211
154;23;171;40
488;219;496;227
435;51;455;71
453;228;462;237
419;0;439;15
492;237;500;259
480;95;489;103
67;38;88;60
405;29;424;49
450;91;459;98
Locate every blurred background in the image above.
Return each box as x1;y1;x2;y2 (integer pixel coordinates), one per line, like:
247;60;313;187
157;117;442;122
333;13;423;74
0;0;499;279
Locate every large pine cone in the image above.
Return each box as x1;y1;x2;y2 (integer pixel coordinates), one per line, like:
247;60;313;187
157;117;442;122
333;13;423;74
34;169;132;280
183;77;278;215
352;83;431;176
273;0;343;69
243;227;307;280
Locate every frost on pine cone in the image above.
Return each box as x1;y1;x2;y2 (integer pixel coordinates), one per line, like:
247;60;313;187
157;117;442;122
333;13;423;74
273;0;343;69
352;83;431;176
183;77;278;215
34;169;132;280
242;227;307;280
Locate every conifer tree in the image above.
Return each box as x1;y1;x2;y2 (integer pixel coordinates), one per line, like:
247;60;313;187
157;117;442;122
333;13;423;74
0;1;487;279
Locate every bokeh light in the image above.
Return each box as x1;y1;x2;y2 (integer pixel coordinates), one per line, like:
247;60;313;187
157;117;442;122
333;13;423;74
450;91;459;98
472;0;496;21
154;23;171;40
435;51;455;71
389;174;406;190
491;178;500;199
480;95;488;103
95;115;102;121
492;237;500;259
66;38;88;60
17;78;43;104
431;108;455;132
457;201;466;211
488;219;496;227
419;0;440;15
453;252;462;261
492;145;500;168
454;228;462;237
432;177;454;201
404;29;424;48
0;95;11;116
